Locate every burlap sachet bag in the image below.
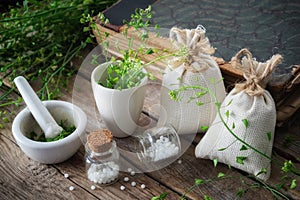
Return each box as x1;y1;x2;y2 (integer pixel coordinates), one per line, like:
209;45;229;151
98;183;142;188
158;25;226;135
195;48;283;180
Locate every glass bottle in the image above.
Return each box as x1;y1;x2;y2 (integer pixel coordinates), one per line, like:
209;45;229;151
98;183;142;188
85;140;120;185
136;126;181;163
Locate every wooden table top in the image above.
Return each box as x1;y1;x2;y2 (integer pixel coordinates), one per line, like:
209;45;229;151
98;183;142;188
1;51;299;200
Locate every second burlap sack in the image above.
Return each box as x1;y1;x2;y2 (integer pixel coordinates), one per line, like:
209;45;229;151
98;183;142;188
195;48;283;180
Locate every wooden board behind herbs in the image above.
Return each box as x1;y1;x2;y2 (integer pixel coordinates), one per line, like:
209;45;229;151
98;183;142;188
92;22;300;126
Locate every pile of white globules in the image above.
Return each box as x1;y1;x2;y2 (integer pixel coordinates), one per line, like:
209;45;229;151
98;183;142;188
149;136;180;161
87;161;119;184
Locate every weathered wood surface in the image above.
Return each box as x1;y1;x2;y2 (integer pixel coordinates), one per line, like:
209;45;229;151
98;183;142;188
0;53;299;200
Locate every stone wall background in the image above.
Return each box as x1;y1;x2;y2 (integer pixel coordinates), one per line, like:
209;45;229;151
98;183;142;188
152;0;300;75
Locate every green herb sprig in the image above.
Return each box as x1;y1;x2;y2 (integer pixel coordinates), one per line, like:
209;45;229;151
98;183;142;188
28;120;76;142
0;0;117;103
81;6;188;90
167;79;299;199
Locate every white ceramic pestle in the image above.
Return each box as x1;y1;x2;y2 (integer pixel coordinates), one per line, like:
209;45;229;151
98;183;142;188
14;76;63;139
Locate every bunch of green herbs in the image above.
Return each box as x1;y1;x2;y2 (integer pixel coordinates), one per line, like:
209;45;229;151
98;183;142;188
28;120;76;142
0;0;116;103
81;6;188;90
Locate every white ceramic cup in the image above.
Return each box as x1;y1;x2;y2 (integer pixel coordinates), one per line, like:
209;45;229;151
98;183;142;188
91;62;148;138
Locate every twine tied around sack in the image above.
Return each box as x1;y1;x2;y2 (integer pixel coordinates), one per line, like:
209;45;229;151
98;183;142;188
231;48;283;96
170;25;215;73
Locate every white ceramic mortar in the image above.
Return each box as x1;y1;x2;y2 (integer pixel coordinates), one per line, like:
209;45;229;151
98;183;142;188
12;100;87;164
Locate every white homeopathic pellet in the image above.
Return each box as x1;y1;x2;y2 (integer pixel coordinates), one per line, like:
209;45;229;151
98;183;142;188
120;185;126;190
127;168;133;172
141;184;146;189
124;177;129;182
69;186;74;191
131;181;136;187
130;171;135;176
144;136;180;162
64;173;69;178
177;159;182;164
91;185;96;190
87;162;119;184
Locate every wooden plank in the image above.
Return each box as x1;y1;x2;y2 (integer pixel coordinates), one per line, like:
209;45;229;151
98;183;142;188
0;134;98;200
146;143;277;200
274;117;300;162
267;153;300;200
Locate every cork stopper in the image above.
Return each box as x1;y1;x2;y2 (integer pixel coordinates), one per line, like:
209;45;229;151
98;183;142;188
87;129;113;153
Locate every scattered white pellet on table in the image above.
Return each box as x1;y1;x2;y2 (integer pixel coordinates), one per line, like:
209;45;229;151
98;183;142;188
64;173;69;178
69;186;74;191
91;185;96;190
127;167;132;172
130;171;135;176
140;184;146;189
120;185;126;190
131;181;136;187
177;159;182;164
124;177;129;182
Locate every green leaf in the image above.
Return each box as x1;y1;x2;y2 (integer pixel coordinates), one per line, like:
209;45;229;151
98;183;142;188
85;37;93;43
104;32;110;37
266;131;271;141
256;168;267;176
209;77;215;84
196;91;207;97
217;172;225;178
232;122;235;129
236;189;246;198
195;179;204;185
152;192;168;200
282;160;293;173
276;183;285;189
169;90;178;101
2;117;9;123
204;195;212;200
83;26;90;32
215;102;221;109
201;126;209;132
196;101;204;106
236;156;247;164
225;110;229;118
213;158;218;167
145;48;154;54
290;179;297;190
242;119;249;129
218;147;227;151
240;145;248;151
226;99;233;106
